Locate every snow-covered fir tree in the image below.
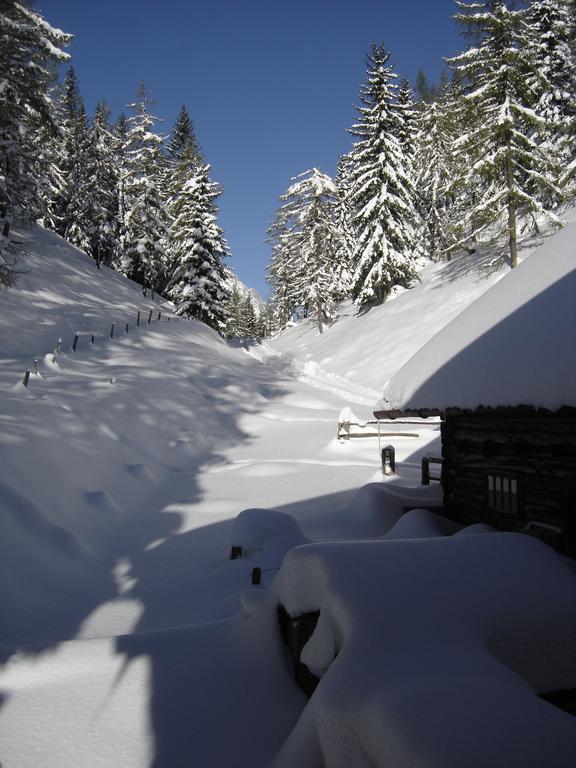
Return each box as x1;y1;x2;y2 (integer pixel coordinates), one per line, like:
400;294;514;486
396;79;418;165
224;272;265;338
525;0;576;198
51;68;91;242
166;106;203;169
414;94;455;259
0;1;70;226
448;1;563;267
166;160;230;332
268;168;350;333
120;84;170;290
333;155;355;299
346;44;420;306
76;101;122;268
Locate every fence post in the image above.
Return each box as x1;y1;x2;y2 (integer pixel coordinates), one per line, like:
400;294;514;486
148;309;153;324
137;311;141;327
230;546;243;560
125;322;129;334
158;311;161;321
110;322;115;339
91;334;95;344
151;290;154;300
421;457;430;485
23;371;30;387
72;333;79;353
381;445;396;476
33;359;39;375
56;337;62;355
251;567;262;585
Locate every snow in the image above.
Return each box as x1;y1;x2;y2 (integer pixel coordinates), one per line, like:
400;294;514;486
1;220;575;766
377;217;576;413
270;534;576;768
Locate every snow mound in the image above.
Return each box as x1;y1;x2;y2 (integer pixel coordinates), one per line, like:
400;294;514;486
271;534;576;768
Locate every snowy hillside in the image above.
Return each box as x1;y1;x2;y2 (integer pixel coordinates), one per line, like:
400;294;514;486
1;220;575;767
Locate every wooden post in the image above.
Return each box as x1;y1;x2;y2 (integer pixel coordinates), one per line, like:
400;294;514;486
137;311;141;327
143;286;147;297
91;334;95;344
151;290;154;300
422;456;430;485
381;445;396;475
23;371;30;387
72;333;79;353
230;546;243;560
33;359;39;375
148;309;153;324
158;311;161;321
125;322;129;334
56;337;62;354
110;322;115;339
251;567;262;585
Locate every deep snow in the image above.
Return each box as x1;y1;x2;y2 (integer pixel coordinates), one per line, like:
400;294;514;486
1;219;575;767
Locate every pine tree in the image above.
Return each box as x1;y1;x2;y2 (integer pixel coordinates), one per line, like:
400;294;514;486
448;1;563;267
113;112;130;253
52;68;90;241
0;1;71;225
166;106;203;169
167;161;230;331
526;0;576;198
120;84;170;290
414;97;455;259
346;44;420;306
333;155;355;299
415;68;435;104
73;102;121;268
267;169;349;333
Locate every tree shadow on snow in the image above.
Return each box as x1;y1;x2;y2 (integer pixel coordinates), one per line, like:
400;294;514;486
0;339;293;766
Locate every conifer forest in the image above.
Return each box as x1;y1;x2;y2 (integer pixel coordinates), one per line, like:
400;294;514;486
1;0;575;335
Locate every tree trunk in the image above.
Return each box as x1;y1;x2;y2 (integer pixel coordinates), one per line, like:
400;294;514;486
506;140;518;269
317;297;324;335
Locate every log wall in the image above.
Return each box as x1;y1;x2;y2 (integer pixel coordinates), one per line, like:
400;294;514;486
441;407;576;555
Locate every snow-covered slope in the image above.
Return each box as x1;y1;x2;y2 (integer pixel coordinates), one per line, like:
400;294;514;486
379;220;576;412
266;208;576;401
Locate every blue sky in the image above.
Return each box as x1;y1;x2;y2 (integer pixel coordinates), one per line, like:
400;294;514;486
38;0;464;296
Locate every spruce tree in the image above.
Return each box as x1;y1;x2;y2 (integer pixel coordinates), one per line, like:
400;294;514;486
268;168;349;333
72;102;121;268
52;68;90;240
167;160;230;332
0;1;71;225
526;0;576;198
166;106;203;168
120;84;170;290
448;1;563;267
414;97;455;259
346;44;420;306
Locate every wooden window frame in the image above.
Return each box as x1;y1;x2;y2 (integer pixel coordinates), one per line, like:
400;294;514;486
486;472;520;516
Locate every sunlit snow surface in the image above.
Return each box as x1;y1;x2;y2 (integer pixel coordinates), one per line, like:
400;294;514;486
0;219;575;766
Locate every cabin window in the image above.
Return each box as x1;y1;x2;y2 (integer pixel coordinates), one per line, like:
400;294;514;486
487;473;519;515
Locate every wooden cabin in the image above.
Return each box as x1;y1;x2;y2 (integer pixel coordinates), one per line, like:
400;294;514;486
374;223;576;555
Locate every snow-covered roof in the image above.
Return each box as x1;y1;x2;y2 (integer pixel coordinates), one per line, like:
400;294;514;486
376;222;576;415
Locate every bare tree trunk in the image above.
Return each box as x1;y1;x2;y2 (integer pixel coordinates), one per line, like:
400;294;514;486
506;141;518;269
317;296;324;334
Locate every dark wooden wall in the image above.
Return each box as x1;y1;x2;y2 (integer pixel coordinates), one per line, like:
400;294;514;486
440;407;576;555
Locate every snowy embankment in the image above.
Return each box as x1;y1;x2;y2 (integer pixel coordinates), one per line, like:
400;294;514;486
1;220;575;767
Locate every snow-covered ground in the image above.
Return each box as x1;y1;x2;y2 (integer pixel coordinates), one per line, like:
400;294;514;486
1;220;575;767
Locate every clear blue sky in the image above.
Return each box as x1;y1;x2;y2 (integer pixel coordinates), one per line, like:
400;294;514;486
38;0;464;297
